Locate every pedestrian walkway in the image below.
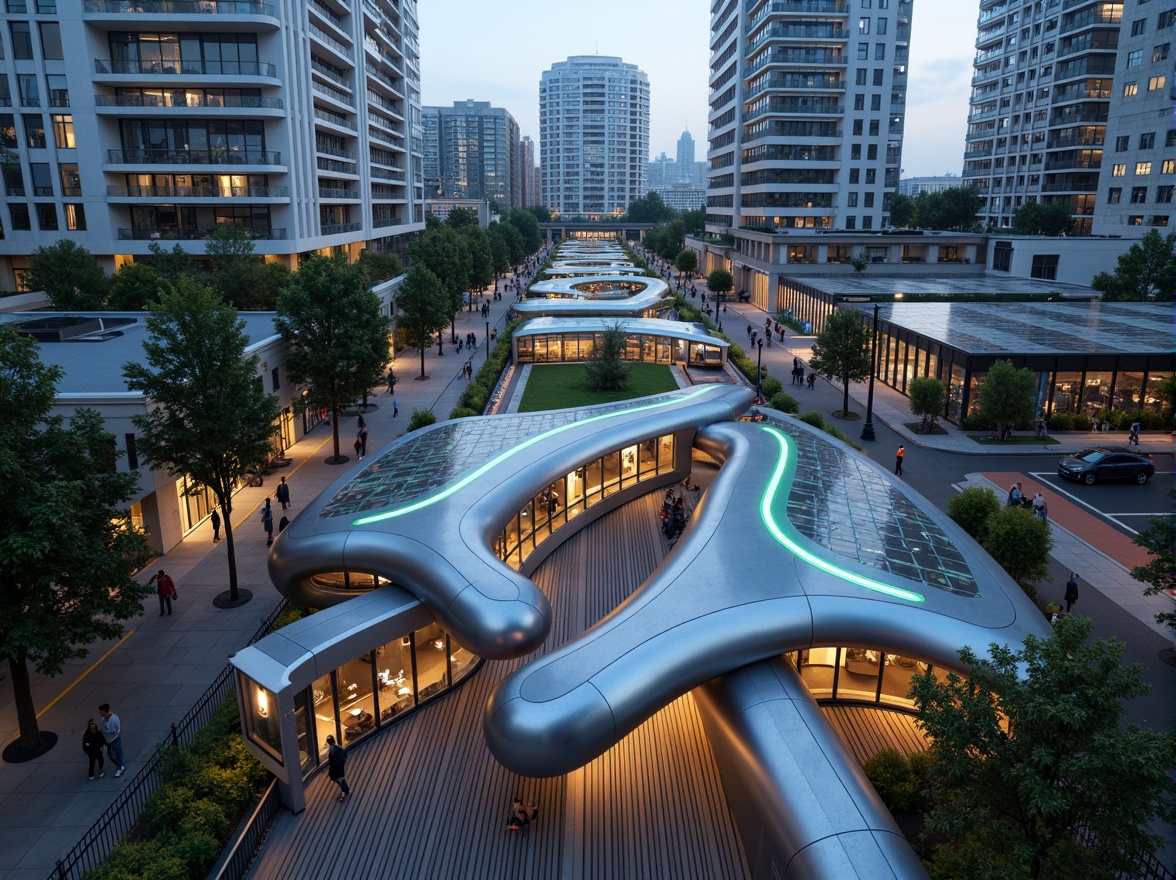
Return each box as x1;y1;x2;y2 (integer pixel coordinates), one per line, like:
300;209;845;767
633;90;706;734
0;265;534;880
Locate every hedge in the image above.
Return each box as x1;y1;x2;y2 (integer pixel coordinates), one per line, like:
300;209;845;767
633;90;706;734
449;320;519;418
407;408;437;432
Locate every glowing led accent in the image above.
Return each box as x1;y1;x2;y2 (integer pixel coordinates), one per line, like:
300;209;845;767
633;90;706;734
758;425;925;604
353;387;714;526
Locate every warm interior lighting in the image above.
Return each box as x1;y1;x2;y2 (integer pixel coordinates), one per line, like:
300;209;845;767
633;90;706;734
257;688;269;718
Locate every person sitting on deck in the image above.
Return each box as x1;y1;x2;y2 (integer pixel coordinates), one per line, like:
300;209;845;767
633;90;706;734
506;797;537;832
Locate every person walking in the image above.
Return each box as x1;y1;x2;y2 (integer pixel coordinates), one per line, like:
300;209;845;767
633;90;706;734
261;500;274;546
386;369;397;395
278;514;289;532
325;735;351;802
359;429;369;458
1063;573;1079;613
83;719;106;780
353;435;363;460
98;703;125;777
1128;419;1141;446
894;445;905;476
148;569;177;616
1032;493;1048;520
392;398;399;418
275;476;291;510
210;507;221;542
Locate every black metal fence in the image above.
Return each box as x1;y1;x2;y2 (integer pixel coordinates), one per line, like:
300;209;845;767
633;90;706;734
209;779;282;880
49;602;288;880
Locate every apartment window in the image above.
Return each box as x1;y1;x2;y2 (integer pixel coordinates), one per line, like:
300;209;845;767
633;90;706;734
22;114;44;148
35;203;57;231
875;43;886;59
867;144;878;160
854;94;865;111
38;22;62;60
1107;188;1121;203
1123;82;1139;96
992;241;1013;272
65;203;86;232
1127;49;1143;66
17;75;38;107
3;164;24;195
869;120;880;136
0;114;15;148
1160;10;1176;29
1130;186;1148;203
862;216;873;229
36;0;55;10
10;23;33;61
870;94;881;111
1156;185;1173;203
29;162;51;196
865;169;876;184
864;192;875;208
849;169;860;183
845;216;856;229
9;204;30;230
59;163;80;195
1127;215;1144;225
857;43;869;60
852;120;863;135
856;69;867;86
873;69;884;86
1140;132;1155;150
1131;18;1147;35
876;17;888;34
859;17;870;34
1116;136;1129;151
50;114;73;149
1112;164;1126;176
1030;254;1058;280
851;144;862;160
1154;43;1170;62
848;192;859;207
1147;75;1165;91
46;75;68;108
1135;162;1152;175
1163;159;1176;173
1168;131;1176;148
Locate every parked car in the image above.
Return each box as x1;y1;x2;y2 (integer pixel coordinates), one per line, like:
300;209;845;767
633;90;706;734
1057;447;1155;485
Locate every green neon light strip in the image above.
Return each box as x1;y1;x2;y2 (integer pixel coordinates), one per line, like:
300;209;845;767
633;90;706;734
353;387;714;526
758;425;925;604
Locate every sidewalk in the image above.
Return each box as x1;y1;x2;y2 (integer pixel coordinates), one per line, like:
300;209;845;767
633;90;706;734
0;269;530;880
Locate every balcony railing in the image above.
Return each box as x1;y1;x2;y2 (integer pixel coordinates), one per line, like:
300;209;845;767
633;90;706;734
312;80;355;107
119;226;286;240
318;187;357;199
372;216;402;228
94;59;277;77
321;221;362;235
316;156;357;173
315;142;354;159
94;94;283;109
107;184;290;198
107;147;281;164
309;24;352;58
749;0;847;30
84;0;275;13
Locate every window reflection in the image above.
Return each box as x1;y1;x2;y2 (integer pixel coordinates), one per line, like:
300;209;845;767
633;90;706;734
337;652;376;743
413;623;449;701
310;671;337;762
376;637;414;723
241;673;282;763
793;646;947;711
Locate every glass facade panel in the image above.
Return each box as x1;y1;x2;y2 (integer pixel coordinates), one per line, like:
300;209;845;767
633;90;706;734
240;673;282;763
1081;371;1112;415
602;450;621;495
839;648;882;701
413;623;449;701
1145;373;1173;417
878;653;925;709
966;370;986;416
947;362;965;421
376;637;414;723
337;652;376;744
310;671;337;762
583;459;602;506
1115;371;1144;411
1052;371;1081;414
293;689;312;770
620;444;638;487
566;468;585;518
449;634;477;683
796;647;838;699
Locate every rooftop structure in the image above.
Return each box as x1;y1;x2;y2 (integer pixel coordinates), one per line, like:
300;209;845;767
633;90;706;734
512;316;729;368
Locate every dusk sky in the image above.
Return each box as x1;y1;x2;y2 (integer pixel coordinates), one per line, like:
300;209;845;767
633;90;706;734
418;0;977;179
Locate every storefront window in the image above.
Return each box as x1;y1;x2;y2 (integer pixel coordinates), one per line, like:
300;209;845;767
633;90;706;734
1113;371;1144;412
337;652;376;744
177;474;216;533
620;444;639;487
1081;371;1112;415
925;351;939;385
839;648;883;701
583;459;602;507
293;689;312;770
602;450;621;496
878;654;925;709
1051;372;1081;414
413;623;449;701
376;637;414;723
566;468;585;518
885;335;898;385
796;647;838;699
948;363;965;421
450;634;476;682
240;673;282;763
967;371;987;416
310;671;337;761
516;336;533;360
1145;373;1173;418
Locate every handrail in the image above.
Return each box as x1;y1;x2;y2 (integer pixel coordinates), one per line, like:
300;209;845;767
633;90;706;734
208;779;282;880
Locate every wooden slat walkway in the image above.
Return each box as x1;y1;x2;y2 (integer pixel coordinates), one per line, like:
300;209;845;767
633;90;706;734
820;704;930;764
248;488;750;880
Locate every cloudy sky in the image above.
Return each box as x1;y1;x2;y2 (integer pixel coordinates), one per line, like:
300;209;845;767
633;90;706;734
418;1;977;179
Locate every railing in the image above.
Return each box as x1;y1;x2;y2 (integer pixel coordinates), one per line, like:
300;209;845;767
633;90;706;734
315;141;355;159
312;80;355;107
84;0;275;13
309;23;352;58
107;147;281;164
321;221;362;235
208;779;282;880
107;184;289;198
316;156;357;173
94;59;277;77
314;106;354;129
118;227;287;239
95;94;283;109
48;603;288;880
308;0;342;27
318;187;357;199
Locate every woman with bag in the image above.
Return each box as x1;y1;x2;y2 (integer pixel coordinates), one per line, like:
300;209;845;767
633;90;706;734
83;719;106;779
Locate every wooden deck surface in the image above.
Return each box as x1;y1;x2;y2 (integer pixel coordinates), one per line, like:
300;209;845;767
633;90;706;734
821;704;929;763
248;486;751;880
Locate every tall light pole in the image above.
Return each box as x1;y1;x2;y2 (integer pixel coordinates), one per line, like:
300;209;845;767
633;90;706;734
756;337;764;402
485;319;491;364
860;303;879;441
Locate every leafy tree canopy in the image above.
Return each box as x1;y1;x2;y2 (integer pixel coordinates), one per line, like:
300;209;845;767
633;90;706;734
1091;230;1176;301
506;208;542;253
356;249;405;286
911;615;1176;880
946;486;1001;543
1;325;152;751
484;222;512;276
907;375;945;421
457;223;494;291
674;249;698;275
26;239;110;309
444;206;480;228
889;192;917;228
584;322;631;391
1012;201;1074;236
146;241;198;284
624;191;675;224
396;265;450;379
525;205;552;224
978;358;1037;439
981;505;1053;593
411;225;472;314
909;187;984;231
810;308;872;415
706;269;733;297
1131;491;1176;633
107;261;171;311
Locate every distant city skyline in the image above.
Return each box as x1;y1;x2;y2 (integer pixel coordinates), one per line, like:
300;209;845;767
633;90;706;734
419;0;979;178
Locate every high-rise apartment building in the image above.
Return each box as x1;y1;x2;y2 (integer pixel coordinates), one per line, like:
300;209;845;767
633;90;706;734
519;134;540;207
675;128;695;180
963;0;1174;235
421;99;521;208
539;55;649;218
706;0;911;235
0;0;424;288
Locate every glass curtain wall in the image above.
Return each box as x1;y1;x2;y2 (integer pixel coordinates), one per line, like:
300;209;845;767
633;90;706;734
790;646;947;711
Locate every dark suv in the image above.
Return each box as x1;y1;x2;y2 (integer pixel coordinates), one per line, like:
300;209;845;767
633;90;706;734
1057;447;1155;485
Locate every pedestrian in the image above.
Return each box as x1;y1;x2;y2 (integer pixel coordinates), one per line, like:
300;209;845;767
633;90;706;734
353;435;363;460
359;429;368;458
1128;420;1141;446
148;569;177;616
894;445;905;476
1032;492;1048;520
261;500;274;546
83;718;106;780
275;475;290;510
325;735;351;802
386;369;397;394
506;796;537;832
807;372;816;389
1007;481;1023;507
97;703;125;777
1063;573;1079;613
393;398;399;418
356;412;366;431
210;507;221;542
278;513;289;532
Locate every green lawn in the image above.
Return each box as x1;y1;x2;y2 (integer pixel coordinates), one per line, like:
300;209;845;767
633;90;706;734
518;363;679;412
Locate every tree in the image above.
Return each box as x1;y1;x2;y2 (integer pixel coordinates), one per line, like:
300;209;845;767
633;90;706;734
674;249;698;277
1012;201;1074;236
1130;493;1176;633
410;226;471;340
123;280;279;605
1;325;152;753
946;487;1002;543
705;268;733;301
356;249;404;287
457;223;494;295
496;219;527;266
26;239;110;309
525;205;552;224
276;255;390;463
889;192;917;228
444;206;480;228
624;191;674;224
484;222;511;278
1091;230;1176;301
981;506;1052;595
908;375;945;429
147;241;197;284
910;615;1176;880
978;358;1037;440
810;308;872;416
911;187;984;231
395;265;451;379
107;262;170;310
506;208;542;253
205;223;260;309
584;322;631;391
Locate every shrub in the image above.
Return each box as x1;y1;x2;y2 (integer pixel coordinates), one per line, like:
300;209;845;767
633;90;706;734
959;413;995;431
1047;412;1073;431
947;487;1001;542
450;406;480;420
761;376;783;398
768;392;800;414
407;408;437;432
821;423;862;451
863;748;923;813
981;506;1053;598
1071;413;1092;431
797;411;826;429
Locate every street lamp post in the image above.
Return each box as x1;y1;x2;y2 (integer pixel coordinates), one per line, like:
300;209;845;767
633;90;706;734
860;303;879;441
485;319;490;364
756;337;764;402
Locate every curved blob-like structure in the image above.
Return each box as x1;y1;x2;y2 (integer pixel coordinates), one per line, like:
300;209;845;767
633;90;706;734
484;418;1050;776
267;386;753;660
525;274;669;301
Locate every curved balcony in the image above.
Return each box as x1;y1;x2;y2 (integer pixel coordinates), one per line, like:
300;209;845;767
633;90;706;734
119;226;286;240
83;1;278;31
107;184;290;198
94;94;283;116
94;59;279;80
107;147;282;166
